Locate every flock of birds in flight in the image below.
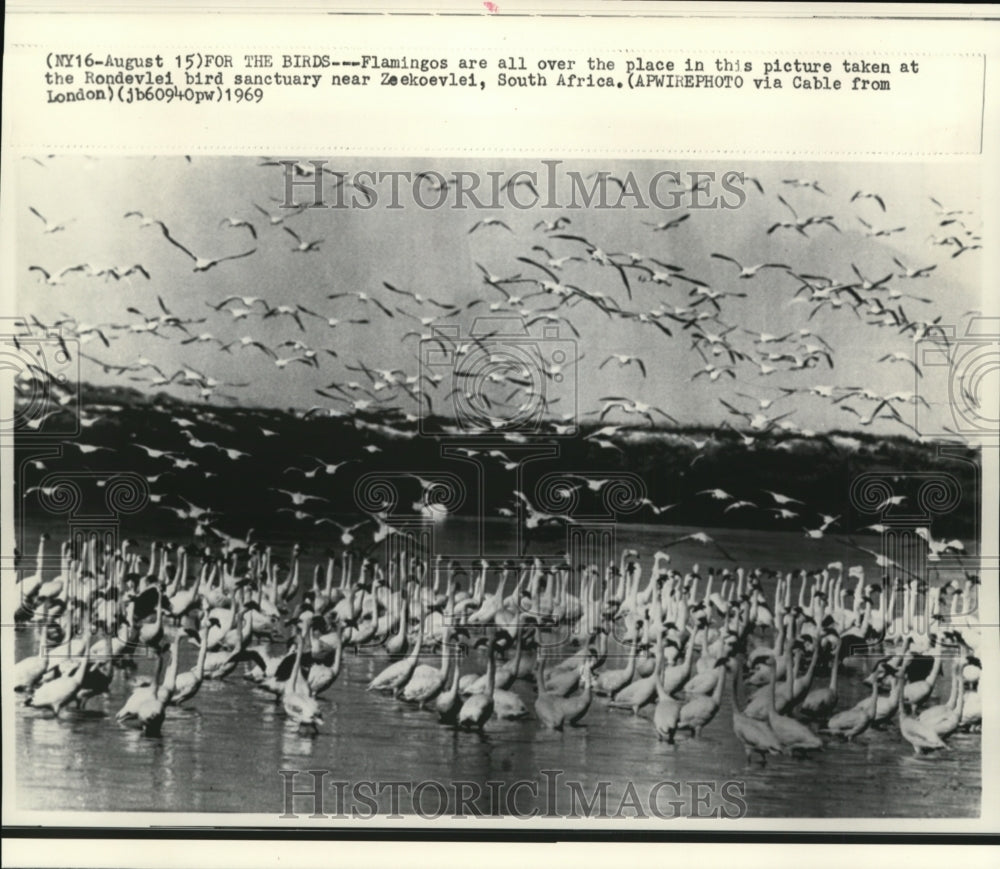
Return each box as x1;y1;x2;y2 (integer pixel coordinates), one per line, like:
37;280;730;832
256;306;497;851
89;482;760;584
19;161;981;450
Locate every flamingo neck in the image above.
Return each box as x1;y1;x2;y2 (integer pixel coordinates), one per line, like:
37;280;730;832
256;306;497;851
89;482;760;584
926;652;942;683
868;678;880;713
331;638;343;678
485;644;496;694
511;622;524;669
448;649;461;693
195;629;210;676
731;666;746;716
712;664;726;702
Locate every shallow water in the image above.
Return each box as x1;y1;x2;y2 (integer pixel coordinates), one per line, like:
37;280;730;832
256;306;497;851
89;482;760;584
11;518;981;819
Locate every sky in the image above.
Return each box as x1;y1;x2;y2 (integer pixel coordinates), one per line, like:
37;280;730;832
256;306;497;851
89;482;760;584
14;155;984;438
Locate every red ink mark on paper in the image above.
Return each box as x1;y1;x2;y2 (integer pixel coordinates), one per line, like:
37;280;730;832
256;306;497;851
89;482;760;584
483;1;499;12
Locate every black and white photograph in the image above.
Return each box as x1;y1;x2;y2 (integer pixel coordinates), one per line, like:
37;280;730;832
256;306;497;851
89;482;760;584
4;153;991;824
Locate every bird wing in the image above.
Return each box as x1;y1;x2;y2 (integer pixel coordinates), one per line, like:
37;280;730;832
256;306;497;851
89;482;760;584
371;297;395;318
674;273;709;289
427;296;457;311
718;399;748;420
216;248;257;265
649;258;685;272
550;233;594;249
156;221;198;261
611;263;633;300
710;252;740;269
382;281;411;299
776;195;797;218
713;540;737;561
515;255;560;284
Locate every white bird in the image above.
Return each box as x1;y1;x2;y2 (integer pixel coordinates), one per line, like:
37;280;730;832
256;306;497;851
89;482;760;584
782;178;827;194
13;630;51;694
638;498;677;516
252;201;306;226
29;206;74;233
710;252;789;278
598;397;677;426
28;264;86;285
929;196;970;218
314;519;367;546
874;494;906;512
804;514;840;538
272;488;328;507
599;354;647;378
892;256;936;279
27;632;91;717
153;220;256;272
124;209;160;227
762;490;803;506
469;217;512;234
218;216;257;238
877;352;923;377
698;488;733;501
304;457;357;476
642;213;691;232
914;527;965;560
327;291;395;318
512;490;577;530
220;335;276;358
851;190;886;211
283;226;322;252
857;217;905;237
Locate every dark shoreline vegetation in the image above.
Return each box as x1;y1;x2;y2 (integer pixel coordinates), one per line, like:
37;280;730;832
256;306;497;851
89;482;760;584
15;381;980;541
